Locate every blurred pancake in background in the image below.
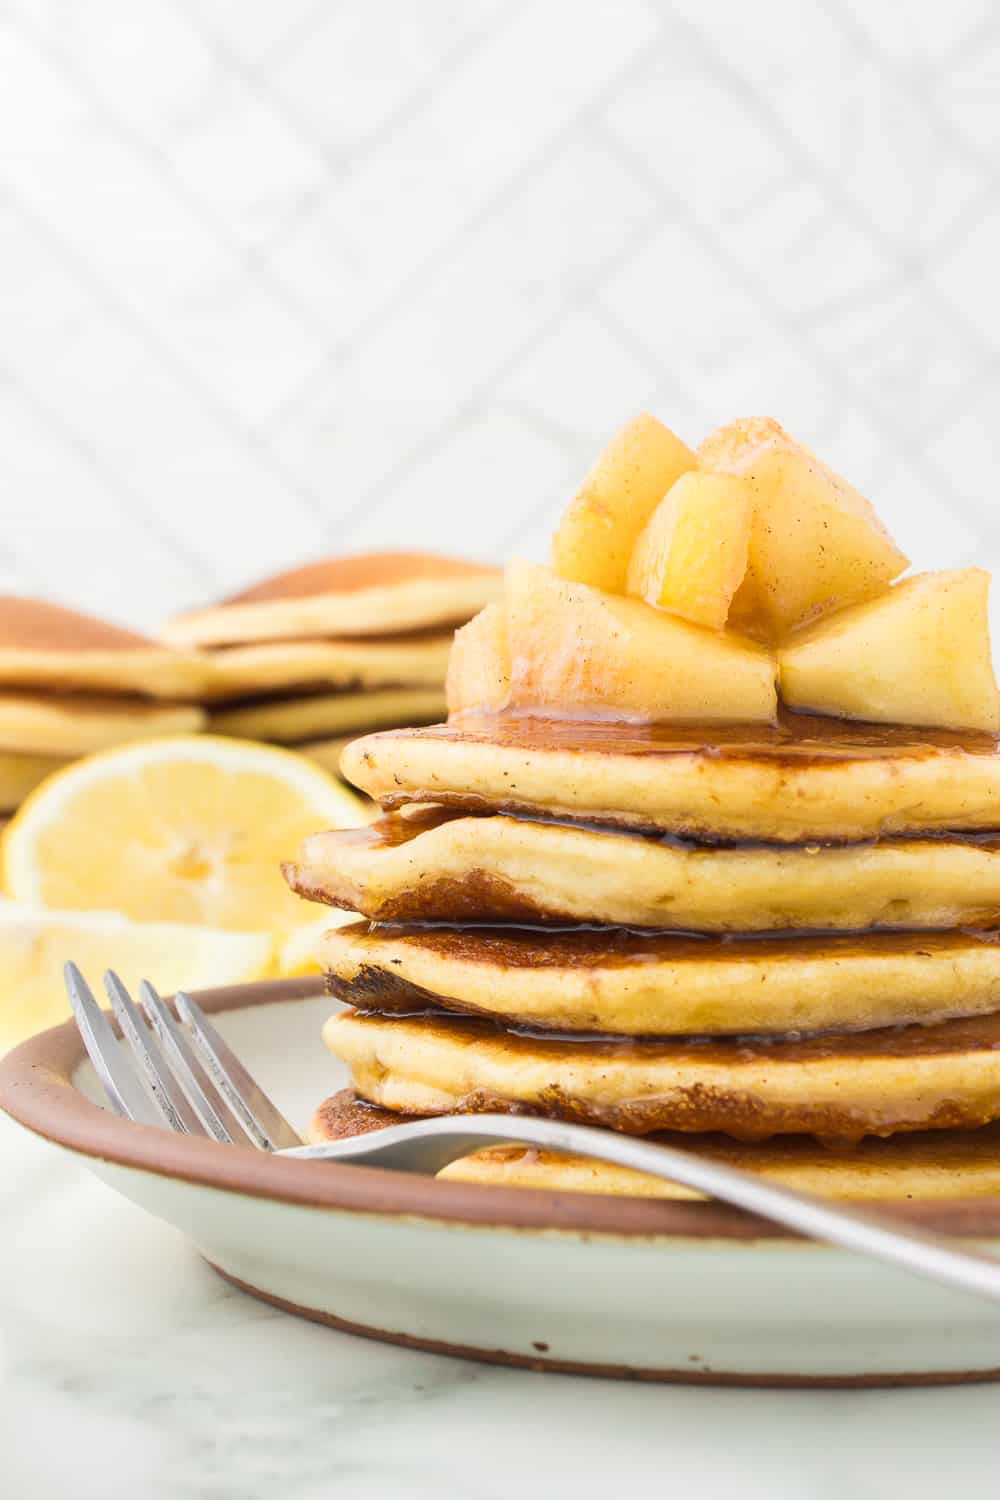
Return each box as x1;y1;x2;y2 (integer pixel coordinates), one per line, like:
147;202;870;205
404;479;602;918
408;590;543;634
207;686;446;745
162;552;502;647
0;596;206;699
0;597;206;812
164;553;498;785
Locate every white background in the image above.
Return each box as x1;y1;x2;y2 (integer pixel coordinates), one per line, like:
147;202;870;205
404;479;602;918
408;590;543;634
1;0;998;629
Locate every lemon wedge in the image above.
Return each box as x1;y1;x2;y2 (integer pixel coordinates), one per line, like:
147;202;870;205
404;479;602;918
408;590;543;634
278;909;353;977
2;736;366;950
0;902;273;1052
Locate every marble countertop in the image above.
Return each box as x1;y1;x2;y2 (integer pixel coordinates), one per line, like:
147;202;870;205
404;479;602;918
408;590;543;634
2;1113;998;1500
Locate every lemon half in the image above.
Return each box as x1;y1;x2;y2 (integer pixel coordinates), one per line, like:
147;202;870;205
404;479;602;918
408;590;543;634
1;736;365;951
0;902;274;1052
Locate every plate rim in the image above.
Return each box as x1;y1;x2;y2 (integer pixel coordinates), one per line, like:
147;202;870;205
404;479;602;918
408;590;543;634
4;976;1000;1244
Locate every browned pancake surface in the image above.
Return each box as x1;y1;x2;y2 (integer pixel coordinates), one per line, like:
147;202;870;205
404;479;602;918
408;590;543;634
0;596;157;653
220;552;496;607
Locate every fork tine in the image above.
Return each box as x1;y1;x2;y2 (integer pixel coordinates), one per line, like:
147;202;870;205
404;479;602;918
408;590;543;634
174;991;301;1150
103;971;207;1137
138;981;249;1146
63;963;163;1127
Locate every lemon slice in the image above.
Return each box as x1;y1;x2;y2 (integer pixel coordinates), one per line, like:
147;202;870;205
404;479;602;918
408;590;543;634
2;736;366;948
0;902;273;1052
278;909;353;977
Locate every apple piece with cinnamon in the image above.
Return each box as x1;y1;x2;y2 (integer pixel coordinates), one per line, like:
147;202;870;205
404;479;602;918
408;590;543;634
506;561;777;724
698;417;908;640
551;414;694;594
779;569;1000;732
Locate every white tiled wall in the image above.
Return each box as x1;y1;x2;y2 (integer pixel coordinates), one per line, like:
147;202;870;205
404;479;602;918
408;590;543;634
0;0;998;627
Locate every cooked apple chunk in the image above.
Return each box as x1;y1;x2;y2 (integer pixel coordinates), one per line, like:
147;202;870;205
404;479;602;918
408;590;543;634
506;561;777;723
551;414;694;593
698;418;908;639
779;570;1000;732
446;604;510;716
626;471;753;630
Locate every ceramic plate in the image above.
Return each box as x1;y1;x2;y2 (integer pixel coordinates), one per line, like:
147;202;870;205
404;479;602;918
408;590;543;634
3;978;1000;1387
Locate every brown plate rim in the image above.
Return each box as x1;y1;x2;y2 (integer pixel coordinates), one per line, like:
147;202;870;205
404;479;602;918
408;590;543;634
4;977;1000;1243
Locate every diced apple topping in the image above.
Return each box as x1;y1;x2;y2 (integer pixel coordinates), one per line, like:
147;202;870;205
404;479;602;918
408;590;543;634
779;570;1000;732
446;603;510;716
698;417;908;640
626;471;753;630
505;561;777;724
551;414;694;593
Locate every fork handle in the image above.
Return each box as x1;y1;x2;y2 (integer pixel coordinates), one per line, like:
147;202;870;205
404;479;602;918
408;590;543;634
285;1114;1000;1308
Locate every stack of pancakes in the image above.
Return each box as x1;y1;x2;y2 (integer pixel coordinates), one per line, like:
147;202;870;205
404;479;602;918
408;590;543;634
0;597;205;818
163;553;500;779
286;710;1000;1202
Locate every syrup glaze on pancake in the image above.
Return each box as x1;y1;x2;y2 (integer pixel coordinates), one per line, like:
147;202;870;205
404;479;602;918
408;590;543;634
319;919;1000;1036
342;709;1000;843
307;1089;1000;1202
324;1005;1000;1141
409;709;1000;763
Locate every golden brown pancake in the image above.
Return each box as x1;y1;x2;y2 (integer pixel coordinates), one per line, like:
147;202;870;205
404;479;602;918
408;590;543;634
0;596;206;699
0;693;204;756
319;921;1000;1036
163;552;501;647
0;750;70;811
285;810;1000;932
208;687;446;744
324;1007;1000;1141
198;634;453;703
342;711;1000;843
308;1090;1000;1202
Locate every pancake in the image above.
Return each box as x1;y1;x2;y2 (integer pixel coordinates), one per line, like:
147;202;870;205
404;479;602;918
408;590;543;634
0;750;70;811
208;687;446;744
319;921;1000;1036
324;1007;1000;1141
308;1090;1000;1202
164;552;501;648
342;711;1000;843
0;693;205;756
198;634;453;703
284;810;1000;931
0;596;206;699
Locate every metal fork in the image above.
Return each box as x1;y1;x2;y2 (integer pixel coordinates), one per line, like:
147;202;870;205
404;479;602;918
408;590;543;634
65;962;1000;1309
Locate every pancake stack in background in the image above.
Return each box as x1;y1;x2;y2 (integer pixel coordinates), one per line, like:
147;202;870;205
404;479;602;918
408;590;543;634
162;552;501;784
0;597;205;819
286;414;1000;1204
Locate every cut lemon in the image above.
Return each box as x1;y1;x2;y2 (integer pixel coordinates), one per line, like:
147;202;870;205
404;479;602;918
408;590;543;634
1;736;366;950
278;909;352;977
0;903;273;1052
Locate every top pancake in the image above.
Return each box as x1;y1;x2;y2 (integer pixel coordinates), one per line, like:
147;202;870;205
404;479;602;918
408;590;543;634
342;710;1000;843
0;596;206;700
163;552;502;648
197;633;454;702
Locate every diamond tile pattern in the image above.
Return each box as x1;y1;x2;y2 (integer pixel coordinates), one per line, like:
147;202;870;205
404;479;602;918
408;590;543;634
0;0;997;627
